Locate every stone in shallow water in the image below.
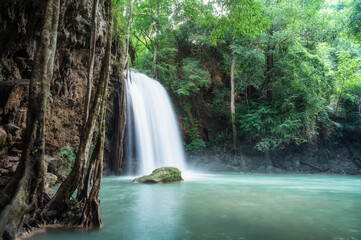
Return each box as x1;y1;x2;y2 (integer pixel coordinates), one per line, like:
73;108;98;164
132;167;184;183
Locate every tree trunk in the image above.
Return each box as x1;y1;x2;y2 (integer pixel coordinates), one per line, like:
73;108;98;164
153;0;160;80
265;27;275;102
110;2;127;175
78;124;104;228
77;1;113;227
230;48;237;151
84;0;99;124
78;85;107;229
0;0;60;237
43;0;113;213
123;0;135;70
266;43;274;102
78;90;107;229
79;0;99;201
111;82;127;174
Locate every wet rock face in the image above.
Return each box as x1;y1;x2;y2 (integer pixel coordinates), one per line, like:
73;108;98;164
47;0;109;155
0;80;29;157
0;156;19;188
0;0;43;80
0;0;120;184
133;167;184;184
0;0;112;154
0;127;7;146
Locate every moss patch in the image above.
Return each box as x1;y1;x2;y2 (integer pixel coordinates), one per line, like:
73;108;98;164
133;167;184;184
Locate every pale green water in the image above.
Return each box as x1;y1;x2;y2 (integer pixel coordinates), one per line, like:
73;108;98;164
31;174;361;240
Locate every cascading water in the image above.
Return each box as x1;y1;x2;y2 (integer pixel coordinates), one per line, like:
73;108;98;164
125;70;186;175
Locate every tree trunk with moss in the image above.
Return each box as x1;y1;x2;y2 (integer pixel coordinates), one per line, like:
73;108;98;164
78;0;100;201
77;0;112;227
78;86;107;228
230;48;237;152
43;1;113;226
123;0;135;70
84;0;99;124
0;0;60;238
78;0;113;204
153;0;160;80
111;79;127;174
111;5;127;175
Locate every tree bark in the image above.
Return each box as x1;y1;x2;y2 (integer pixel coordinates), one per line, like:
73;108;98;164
79;0;99;200
123;0;136;70
77;1;113;227
230;47;237;151
111;83;127;174
43;0;113;217
265;26;275;102
84;0;99;124
78;0;113;201
153;0;160;80
266;42;274;102
0;0;60;237
78;86;107;229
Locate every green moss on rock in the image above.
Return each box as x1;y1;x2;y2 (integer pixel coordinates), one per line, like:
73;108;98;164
132;167;184;183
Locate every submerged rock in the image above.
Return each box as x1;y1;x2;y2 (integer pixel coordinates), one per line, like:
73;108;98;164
133;167;184;183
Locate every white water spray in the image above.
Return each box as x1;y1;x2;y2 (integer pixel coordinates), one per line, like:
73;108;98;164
125;70;186;175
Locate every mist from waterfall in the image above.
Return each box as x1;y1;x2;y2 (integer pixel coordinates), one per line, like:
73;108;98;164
125;70;187;175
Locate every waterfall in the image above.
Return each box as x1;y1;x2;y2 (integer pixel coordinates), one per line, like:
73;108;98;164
125;70;186;175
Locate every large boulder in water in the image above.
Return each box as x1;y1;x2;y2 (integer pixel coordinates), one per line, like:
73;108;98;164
132;167;184;183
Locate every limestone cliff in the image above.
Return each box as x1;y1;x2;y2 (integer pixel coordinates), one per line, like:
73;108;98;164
0;0;122;187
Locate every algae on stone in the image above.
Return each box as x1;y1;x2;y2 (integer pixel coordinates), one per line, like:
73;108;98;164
133;167;183;183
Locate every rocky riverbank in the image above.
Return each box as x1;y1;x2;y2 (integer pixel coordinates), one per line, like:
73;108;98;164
187;144;361;175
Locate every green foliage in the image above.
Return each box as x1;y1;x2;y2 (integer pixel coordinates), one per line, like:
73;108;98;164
186;138;206;152
175;58;210;96
349;0;361;42
60;146;76;160
209;0;269;42
208;133;228;147
232;42;266;91
118;0;361;155
239;103;306;151
211;88;229;115
59;146;76;176
333;50;361;113
183;118;206;152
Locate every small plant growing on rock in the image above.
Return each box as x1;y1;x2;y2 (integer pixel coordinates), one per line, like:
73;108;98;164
59;146;76;176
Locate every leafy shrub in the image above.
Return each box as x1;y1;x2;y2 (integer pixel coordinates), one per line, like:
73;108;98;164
175;58;210;96
239;103;306;151
186;138;206;152
59;146;76;176
208;133;228;147
182;118;207;152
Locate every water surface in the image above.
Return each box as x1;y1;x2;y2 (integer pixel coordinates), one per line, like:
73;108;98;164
31;174;361;240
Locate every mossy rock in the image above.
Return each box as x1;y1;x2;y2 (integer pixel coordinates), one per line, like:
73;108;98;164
45;172;58;189
133;167;184;184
